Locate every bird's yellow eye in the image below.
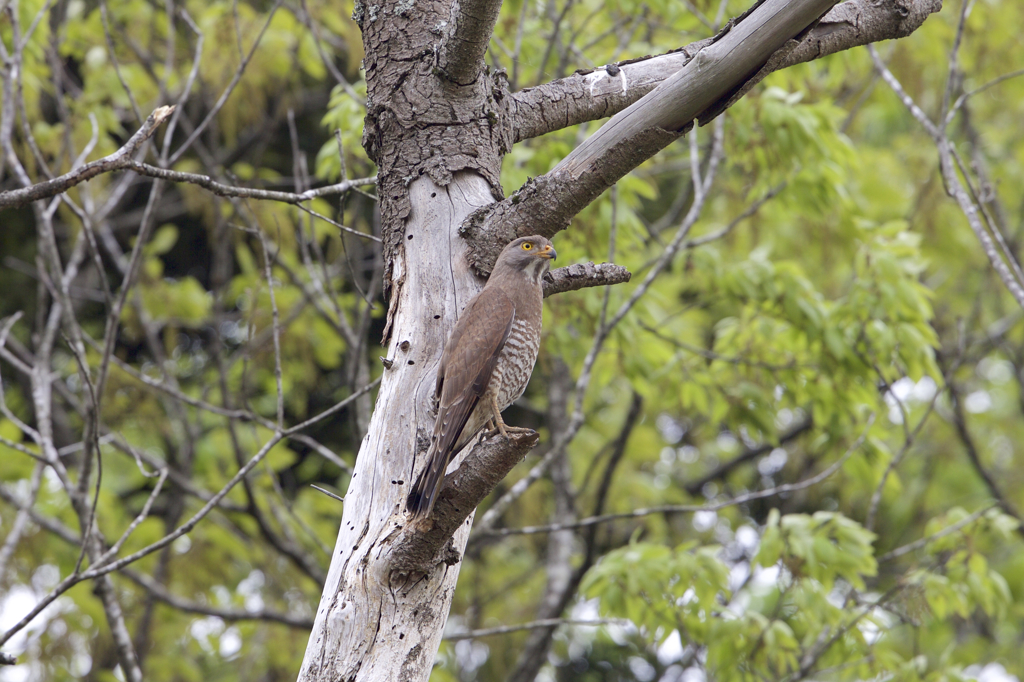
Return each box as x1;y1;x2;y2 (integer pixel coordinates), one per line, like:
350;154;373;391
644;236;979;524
522;243;532;250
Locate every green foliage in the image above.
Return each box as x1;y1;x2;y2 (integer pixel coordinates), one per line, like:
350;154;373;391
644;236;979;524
579;512;874;681
580;507;1018;682
317;82;374;181
755;509;877;590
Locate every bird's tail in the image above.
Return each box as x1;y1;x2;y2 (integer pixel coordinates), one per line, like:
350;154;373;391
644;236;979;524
406;445;447;518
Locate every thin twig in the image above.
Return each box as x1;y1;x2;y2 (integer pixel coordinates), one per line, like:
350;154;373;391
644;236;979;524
475;414;874;538
256;229;286;429
122;161;380;216
167;0;283;165
878;504;998;562
946;68;1024;126
0;379;378;646
96;469;169;565
444;618;627;640
0;462;45;577
310;485;345;503
0;107;175;210
870;45;1024;310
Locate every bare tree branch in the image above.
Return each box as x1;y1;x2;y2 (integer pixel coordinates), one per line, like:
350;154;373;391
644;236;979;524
869;43;1024;311
122;569;315;629
475;415;874;538
0;462;44;577
511;0;941;143
121;162;379;213
683;416;814;495
0;479;314;629
878;503;999;562
0;379;378;647
444;618;625;640
387;430;540;574
541;261;631;297
166;0;283;165
0;106;174;210
465;0;849;275
948;381;1024;536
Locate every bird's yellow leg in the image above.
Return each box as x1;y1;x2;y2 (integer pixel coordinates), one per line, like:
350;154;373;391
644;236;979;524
487;394;532;440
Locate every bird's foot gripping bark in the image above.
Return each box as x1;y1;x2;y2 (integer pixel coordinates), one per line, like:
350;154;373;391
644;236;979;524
484;422;535;441
487;395;535;441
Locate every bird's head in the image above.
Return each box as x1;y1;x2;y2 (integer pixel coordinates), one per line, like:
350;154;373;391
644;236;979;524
495;236;557;284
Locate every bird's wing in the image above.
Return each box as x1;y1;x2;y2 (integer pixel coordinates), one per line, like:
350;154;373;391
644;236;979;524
408;288;514;516
438;289;514;448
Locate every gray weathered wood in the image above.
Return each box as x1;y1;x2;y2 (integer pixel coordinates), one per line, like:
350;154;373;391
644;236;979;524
558;0;841;175
297;173;496;682
511;0;942;144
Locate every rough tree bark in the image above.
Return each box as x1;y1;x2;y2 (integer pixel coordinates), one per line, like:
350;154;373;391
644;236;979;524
297;0;941;680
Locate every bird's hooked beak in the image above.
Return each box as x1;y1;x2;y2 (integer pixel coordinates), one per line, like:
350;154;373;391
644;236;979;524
538;244;557;260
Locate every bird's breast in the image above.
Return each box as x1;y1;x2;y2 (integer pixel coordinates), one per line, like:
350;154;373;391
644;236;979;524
490;317;541;410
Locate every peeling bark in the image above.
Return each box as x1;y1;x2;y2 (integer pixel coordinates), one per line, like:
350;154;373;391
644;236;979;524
438;0;506;85
358;0;514;320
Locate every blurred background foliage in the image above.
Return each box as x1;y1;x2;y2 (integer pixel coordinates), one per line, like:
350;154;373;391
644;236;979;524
2;0;1024;680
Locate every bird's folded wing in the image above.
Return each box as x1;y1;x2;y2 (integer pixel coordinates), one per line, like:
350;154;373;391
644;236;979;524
433;288;515;460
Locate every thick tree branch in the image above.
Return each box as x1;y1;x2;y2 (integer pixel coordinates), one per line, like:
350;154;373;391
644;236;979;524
461;0;941;276
439;0;506;85
512;0;942;143
541;261;631;298
465;0;847;274
387;430;539;574
0;106;174;210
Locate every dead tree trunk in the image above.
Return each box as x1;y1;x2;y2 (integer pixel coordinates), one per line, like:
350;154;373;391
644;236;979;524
297;0;941;680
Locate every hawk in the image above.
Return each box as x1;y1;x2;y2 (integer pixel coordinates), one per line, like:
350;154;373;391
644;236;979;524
407;236;557;518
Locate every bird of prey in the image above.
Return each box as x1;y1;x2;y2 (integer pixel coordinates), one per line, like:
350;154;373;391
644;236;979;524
407;235;557;518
